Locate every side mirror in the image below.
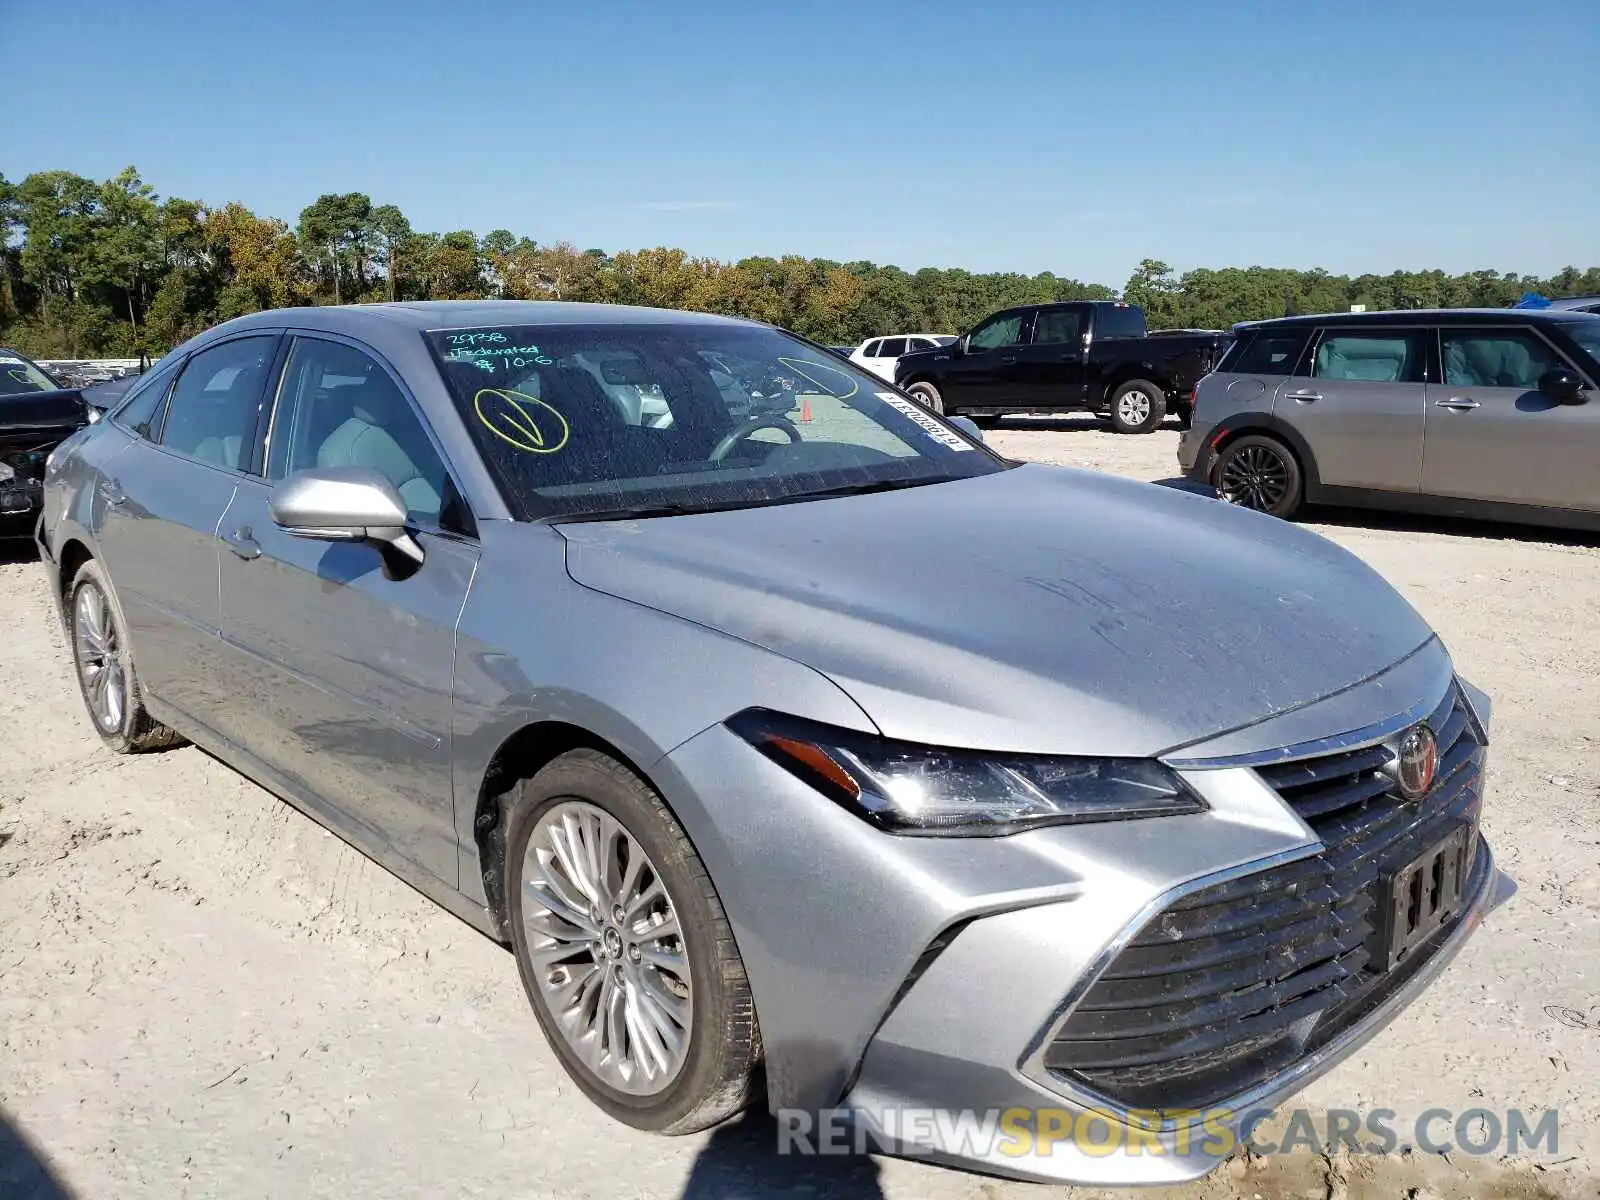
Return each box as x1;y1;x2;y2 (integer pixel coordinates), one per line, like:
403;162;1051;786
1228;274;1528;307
1538;367;1587;405
948;415;985;443
269;466;424;565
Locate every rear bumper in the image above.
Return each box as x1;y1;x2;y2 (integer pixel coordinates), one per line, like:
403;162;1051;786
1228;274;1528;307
1176;426;1215;480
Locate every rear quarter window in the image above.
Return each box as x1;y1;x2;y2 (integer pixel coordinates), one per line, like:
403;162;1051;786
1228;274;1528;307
1224;330;1309;376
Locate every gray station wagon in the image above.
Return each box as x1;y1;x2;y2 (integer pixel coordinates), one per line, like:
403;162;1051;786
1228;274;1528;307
38;301;1504;1185
1179;309;1600;530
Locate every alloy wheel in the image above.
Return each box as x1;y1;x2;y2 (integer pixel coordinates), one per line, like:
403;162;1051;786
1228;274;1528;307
74;585;125;732
520;800;692;1096
1116;389;1152;426
1219;444;1291;512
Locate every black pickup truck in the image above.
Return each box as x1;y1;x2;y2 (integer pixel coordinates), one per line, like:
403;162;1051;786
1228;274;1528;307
892;300;1228;433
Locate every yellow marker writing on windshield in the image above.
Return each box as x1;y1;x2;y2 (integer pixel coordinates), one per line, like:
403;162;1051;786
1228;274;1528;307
474;388;570;454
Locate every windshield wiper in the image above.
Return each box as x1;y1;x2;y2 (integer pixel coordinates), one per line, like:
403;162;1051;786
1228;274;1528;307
545;502;708;524
781;477;944;503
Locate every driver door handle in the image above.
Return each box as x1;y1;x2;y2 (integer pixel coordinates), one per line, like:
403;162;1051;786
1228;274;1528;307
223;526;261;561
1288;391;1322;403
1435;397;1480;411
999;355;1017;365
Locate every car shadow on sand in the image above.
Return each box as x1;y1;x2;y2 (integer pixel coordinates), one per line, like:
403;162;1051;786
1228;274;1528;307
0;1108;74;1199
991;413;1188;435
1137;486;1600;549
0;537;39;566
680;1110;886;1199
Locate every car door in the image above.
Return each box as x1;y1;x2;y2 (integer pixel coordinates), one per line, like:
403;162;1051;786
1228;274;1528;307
1275;327;1427;492
849;339;882;376
945;310;1029;408
211;333;476;888
869;337;907;381
90;334;280;718
1007;305;1087;408
1423;326;1599;511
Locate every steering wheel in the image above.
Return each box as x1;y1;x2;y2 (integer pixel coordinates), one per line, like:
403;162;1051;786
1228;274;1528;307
709;415;802;462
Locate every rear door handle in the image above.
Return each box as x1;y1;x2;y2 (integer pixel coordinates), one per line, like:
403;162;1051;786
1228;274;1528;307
1288;391;1322;403
1435;397;1480;411
96;480;127;507
1000;355;1017;365
223;526;261;561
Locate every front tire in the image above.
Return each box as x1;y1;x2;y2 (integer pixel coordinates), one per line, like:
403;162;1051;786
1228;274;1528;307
68;560;184;754
1108;379;1167;434
903;380;944;414
505;750;760;1134
1214;434;1304;518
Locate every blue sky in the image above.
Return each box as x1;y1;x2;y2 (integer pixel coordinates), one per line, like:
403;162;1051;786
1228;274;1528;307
5;0;1596;288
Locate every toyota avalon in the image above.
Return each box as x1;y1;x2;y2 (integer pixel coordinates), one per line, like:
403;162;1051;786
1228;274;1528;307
38;301;1500;1185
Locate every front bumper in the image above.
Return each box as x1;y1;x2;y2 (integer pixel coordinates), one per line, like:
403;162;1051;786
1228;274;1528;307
654;647;1501;1185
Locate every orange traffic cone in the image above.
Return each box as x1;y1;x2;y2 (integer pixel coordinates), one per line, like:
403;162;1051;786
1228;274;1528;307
800;397;812;423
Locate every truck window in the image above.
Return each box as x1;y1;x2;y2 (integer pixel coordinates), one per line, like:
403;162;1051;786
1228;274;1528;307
1032;309;1082;345
1094;305;1147;340
968;313;1025;351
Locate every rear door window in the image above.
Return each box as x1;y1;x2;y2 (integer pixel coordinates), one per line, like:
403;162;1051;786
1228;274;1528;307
877;338;908;357
1092;305;1145;339
1032;309;1082;345
1312;331;1426;383
158;336;279;471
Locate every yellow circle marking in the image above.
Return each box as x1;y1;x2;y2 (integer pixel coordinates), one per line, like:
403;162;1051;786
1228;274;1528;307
473;388;570;455
778;357;859;400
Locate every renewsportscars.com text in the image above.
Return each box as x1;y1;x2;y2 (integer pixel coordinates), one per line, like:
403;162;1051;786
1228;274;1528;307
776;1106;1560;1160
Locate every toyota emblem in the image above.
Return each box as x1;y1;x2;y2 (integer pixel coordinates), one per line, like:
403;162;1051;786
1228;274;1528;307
1396;724;1438;800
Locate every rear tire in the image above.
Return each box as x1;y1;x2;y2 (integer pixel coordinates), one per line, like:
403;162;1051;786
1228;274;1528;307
1214;434;1304;518
504;749;761;1134
1108;380;1167;434
68;560;184;754
903;381;944;414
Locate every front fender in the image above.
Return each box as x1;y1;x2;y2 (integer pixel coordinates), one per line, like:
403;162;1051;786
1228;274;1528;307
448;520;879;905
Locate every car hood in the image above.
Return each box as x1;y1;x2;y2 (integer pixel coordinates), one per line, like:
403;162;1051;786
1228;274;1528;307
559;464;1434;757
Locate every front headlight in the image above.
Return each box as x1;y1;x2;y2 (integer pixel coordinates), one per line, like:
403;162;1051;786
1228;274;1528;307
728;710;1205;836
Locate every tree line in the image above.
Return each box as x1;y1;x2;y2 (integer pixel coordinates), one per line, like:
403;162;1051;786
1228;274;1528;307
3;166;1596;359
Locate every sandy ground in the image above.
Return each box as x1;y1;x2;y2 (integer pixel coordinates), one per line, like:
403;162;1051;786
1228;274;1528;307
2;417;1597;1200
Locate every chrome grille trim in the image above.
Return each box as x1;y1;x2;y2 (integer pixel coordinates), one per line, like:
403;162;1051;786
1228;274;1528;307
1025;680;1489;1114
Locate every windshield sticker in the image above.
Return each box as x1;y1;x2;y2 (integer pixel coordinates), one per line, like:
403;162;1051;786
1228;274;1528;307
474;388;570;455
777;357;859;400
876;392;974;450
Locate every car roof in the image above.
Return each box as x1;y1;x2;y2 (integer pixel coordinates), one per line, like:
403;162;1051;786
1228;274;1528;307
1233;308;1600;332
203;299;763;339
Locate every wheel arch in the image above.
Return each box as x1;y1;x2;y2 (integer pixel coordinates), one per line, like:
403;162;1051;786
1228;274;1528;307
1206;414;1323;494
57;537;95;598
471;718;662;942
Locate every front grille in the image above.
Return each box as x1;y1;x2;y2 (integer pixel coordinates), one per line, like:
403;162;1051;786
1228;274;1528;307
1043;685;1485;1110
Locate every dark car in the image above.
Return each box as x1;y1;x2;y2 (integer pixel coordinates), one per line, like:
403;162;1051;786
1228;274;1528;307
0;347;93;535
893;301;1228;433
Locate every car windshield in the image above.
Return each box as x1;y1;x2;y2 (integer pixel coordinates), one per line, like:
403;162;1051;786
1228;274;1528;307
1563;320;1600;364
0;353;58;397
425;322;1005;521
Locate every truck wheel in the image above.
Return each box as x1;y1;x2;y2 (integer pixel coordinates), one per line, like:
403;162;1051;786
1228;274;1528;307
1108;380;1166;434
903;381;944;414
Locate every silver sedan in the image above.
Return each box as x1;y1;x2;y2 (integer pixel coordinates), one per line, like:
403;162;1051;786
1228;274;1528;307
39;301;1501;1185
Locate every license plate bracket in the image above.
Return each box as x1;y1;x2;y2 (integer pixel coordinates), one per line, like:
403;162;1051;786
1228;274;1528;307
1372;825;1473;972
